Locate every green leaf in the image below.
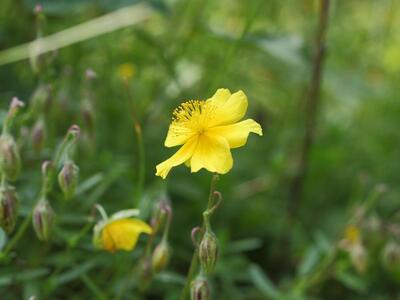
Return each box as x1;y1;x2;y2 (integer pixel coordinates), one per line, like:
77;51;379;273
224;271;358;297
249;264;281;299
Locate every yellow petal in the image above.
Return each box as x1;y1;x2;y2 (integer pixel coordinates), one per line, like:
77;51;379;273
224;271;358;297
206;89;248;127
207;119;262;149
191;133;233;174
156;136;198;179
164;122;196;147
101;218;152;252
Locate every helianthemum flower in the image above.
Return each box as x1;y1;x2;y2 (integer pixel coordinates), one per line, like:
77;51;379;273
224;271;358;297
93;208;152;252
156;89;263;179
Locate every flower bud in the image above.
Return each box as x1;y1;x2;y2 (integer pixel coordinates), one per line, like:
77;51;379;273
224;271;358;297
58;161;79;199
0;185;19;234
150;197;171;234
152;240;170;273
0;134;21;181
198;230;219;275
31;118;46;153
191;274;211;300
32;198;55;241
8;97;25;118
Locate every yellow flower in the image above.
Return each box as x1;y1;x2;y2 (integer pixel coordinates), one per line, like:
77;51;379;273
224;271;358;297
101;218;152;252
93;208;152;253
344;224;360;245
156;89;262;179
118;63;135;80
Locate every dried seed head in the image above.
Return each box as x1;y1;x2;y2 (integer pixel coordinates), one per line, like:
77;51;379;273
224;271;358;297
32;198;55;241
151;240;170;273
0;185;19;234
190;274;211;300
0;134;21;181
58;161;79;200
198;230;219;275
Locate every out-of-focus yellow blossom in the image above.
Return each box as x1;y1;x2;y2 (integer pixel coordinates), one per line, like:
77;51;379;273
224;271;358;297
344;224;360;245
118;63;136;80
340;224;367;273
156;89;263;179
93;208;152;253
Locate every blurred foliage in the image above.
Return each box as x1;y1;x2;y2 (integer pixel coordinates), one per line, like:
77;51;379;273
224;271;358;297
1;0;400;299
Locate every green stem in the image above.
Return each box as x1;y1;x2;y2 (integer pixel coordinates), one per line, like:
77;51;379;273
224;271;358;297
123;80;145;208
162;206;173;242
179;174;219;300
2;212;32;258
81;273;108;300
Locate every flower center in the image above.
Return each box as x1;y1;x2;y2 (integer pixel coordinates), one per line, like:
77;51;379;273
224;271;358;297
172;100;212;133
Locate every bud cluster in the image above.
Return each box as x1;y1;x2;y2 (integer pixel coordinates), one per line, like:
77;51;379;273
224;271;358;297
190;187;223;300
0;97;25;234
31;125;80;242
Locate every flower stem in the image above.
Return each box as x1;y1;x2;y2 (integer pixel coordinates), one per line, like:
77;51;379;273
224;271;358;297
179;173;219;300
123;80;145;208
1;212;32;259
288;0;331;219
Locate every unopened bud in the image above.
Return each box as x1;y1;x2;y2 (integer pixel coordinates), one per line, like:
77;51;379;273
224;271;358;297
31;119;46;153
32;198;55;241
0;134;21;181
68;124;81;138
0;185;19;234
152;240;170;273
58;161;79;199
199;230;218;275
191;274;211;300
150;197;171;234
34;4;43;14
8;97;25;118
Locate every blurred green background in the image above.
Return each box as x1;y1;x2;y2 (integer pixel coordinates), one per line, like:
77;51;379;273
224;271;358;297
1;0;400;299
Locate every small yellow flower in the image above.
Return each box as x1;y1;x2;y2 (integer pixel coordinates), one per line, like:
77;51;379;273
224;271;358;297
156;88;262;179
118;63;135;80
344;224;360;245
101;218;152;252
93;208;152;253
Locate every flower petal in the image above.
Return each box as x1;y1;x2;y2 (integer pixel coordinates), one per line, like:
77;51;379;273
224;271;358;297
206;89;248;127
191;133;233;174
156;136;198;179
207;119;263;149
164;122;196;147
101;218;152;252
